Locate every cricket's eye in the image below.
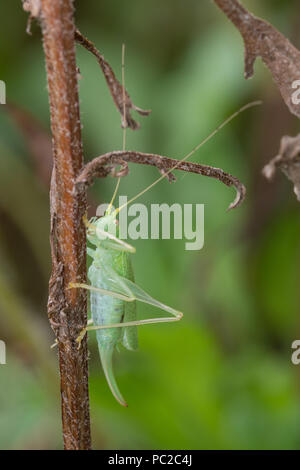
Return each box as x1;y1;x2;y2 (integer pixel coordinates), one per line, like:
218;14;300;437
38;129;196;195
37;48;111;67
114;220;119;225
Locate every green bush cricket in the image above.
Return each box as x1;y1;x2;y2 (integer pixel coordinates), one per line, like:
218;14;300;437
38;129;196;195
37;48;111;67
69;100;261;406
71;212;183;407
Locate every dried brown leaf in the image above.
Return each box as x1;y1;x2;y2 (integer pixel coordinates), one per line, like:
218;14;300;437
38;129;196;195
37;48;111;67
77;150;246;211
75;30;151;130
263;134;300;201
214;0;300;118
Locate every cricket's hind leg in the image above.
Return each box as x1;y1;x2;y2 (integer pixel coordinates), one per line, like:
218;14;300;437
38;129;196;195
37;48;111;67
69;279;183;348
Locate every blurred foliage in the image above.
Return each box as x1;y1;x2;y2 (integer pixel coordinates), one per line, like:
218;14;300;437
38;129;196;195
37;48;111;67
0;0;300;449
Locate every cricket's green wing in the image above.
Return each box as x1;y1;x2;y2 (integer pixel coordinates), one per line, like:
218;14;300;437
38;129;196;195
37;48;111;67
122;256;138;351
103;265;181;318
122;301;138;350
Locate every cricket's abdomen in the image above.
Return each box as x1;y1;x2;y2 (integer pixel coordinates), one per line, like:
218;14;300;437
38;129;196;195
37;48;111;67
88;248;126;347
88;248;129;406
90;289;124;346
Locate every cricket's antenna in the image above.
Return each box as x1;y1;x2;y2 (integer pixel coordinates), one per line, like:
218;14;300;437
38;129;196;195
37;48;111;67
121;43;127;151
107;43;126;215
115;100;261;214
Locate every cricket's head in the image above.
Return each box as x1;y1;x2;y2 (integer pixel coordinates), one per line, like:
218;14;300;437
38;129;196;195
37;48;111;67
85;211;118;247
96;211;118;235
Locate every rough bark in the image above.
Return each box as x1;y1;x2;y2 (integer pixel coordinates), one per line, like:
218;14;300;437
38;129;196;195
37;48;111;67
39;0;91;450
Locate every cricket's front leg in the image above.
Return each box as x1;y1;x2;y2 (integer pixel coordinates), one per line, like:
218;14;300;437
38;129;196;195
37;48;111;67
76;326;88;349
50;318;93;349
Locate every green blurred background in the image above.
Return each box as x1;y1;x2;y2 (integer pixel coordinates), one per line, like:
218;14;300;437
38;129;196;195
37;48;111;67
0;0;300;449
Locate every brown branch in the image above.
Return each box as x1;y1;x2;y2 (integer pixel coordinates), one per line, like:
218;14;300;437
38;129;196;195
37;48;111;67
77;151;246;210
213;0;300;119
75;30;151;130
37;0;91;450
